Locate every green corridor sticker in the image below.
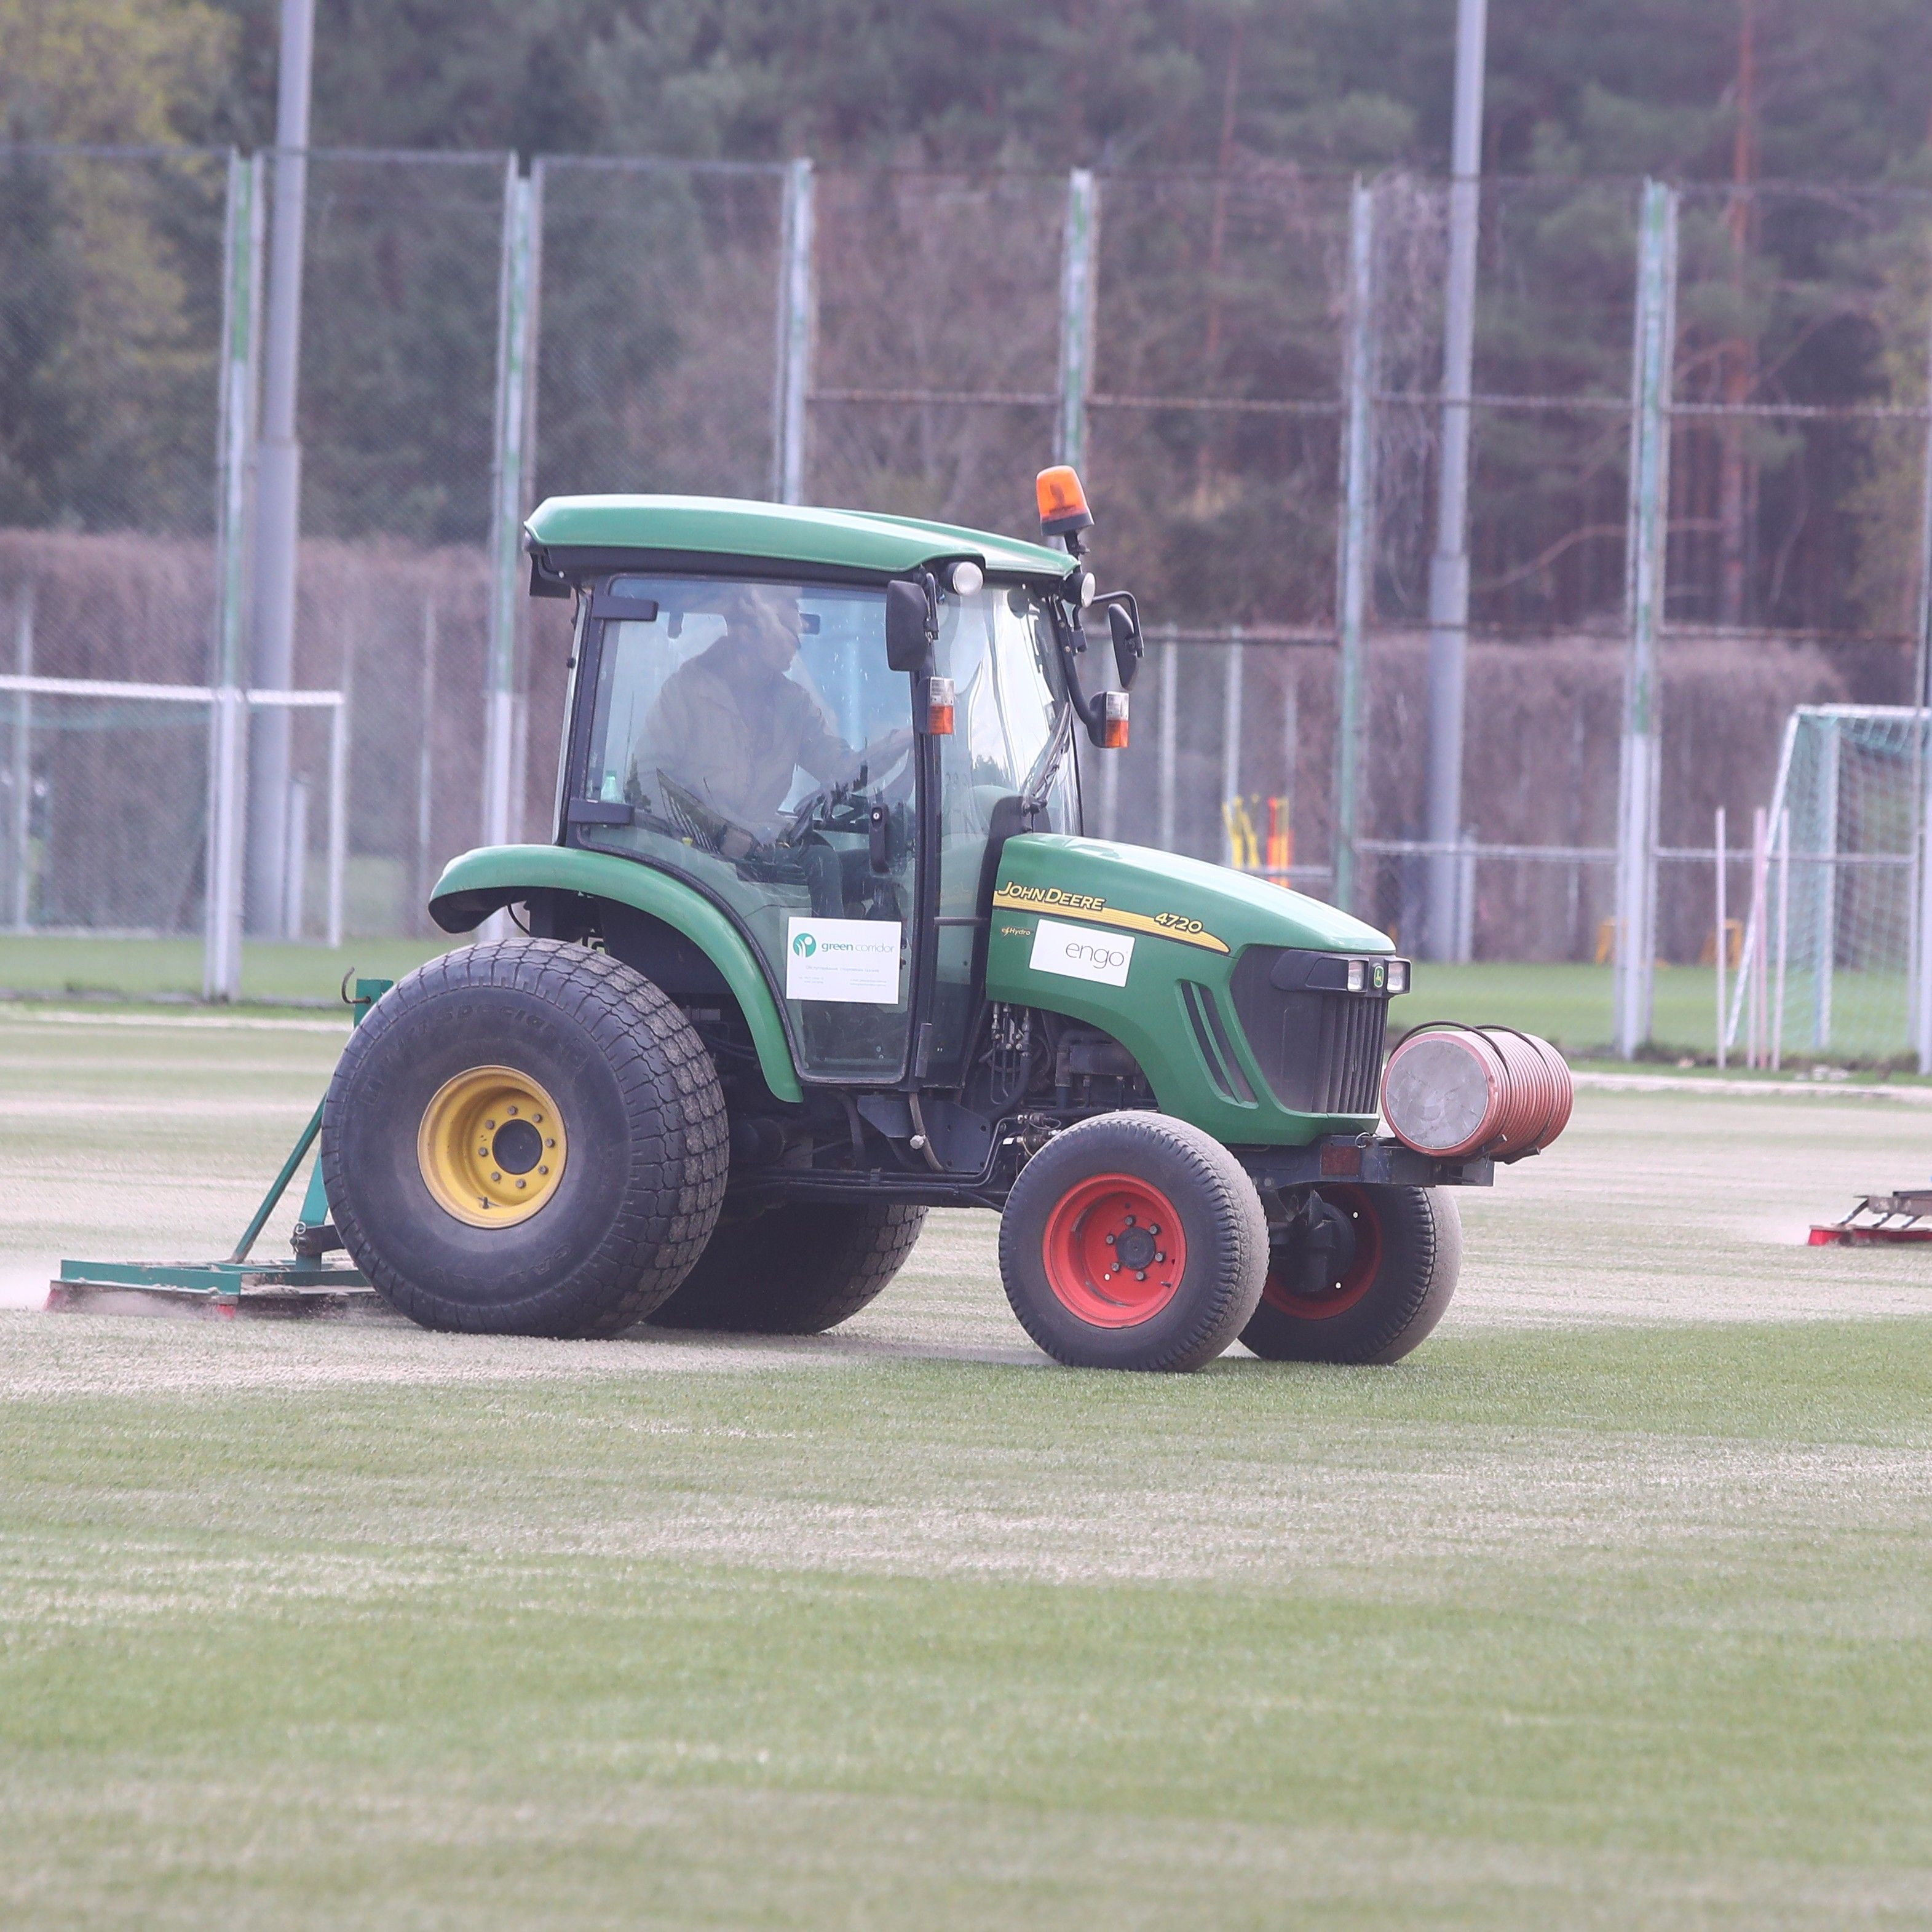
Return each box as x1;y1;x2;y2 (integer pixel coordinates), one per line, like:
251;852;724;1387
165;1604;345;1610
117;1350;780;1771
785;917;902;1004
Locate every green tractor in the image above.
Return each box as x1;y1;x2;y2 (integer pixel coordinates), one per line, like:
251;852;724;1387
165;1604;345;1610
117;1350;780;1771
321;467;1559;1371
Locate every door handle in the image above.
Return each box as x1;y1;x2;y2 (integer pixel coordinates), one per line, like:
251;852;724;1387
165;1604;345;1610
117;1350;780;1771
868;800;890;873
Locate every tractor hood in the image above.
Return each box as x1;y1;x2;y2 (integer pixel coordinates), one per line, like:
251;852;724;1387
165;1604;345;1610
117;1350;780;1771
988;834;1391;959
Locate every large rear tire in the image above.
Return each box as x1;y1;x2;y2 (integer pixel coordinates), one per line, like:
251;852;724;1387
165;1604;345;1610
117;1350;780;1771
647;1200;927;1334
322;939;727;1337
998;1112;1267;1371
1239;1184;1460;1364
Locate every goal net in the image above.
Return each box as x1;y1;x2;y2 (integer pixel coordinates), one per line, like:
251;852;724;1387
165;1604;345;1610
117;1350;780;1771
1727;705;1928;1064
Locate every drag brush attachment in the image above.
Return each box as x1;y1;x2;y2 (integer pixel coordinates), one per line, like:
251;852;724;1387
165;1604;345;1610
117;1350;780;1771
1380;1024;1572;1163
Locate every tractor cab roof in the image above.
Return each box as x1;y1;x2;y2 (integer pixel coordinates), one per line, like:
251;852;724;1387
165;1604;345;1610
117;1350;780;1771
524;494;1077;585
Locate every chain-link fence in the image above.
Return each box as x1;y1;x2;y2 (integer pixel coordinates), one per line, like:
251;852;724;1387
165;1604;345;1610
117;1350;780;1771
4;144;1930;1055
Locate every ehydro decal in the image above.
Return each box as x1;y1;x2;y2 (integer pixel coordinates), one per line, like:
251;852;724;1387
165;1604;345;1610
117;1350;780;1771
785;917;901;1005
1029;917;1134;989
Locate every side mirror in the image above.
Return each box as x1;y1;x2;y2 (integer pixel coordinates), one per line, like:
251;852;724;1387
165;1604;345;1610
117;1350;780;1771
885;579;933;673
1107;601;1144;689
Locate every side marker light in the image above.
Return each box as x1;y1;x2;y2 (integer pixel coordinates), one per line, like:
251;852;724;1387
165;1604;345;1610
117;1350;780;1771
925;676;956;735
1098;689;1129;748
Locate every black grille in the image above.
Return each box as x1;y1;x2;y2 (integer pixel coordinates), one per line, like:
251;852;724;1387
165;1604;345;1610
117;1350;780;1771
1228;947;1391;1117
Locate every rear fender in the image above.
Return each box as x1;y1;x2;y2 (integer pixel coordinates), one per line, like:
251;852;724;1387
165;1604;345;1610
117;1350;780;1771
429;844;804;1104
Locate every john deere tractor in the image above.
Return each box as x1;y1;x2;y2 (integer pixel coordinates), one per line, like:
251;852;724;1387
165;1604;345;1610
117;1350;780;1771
321;468;1561;1371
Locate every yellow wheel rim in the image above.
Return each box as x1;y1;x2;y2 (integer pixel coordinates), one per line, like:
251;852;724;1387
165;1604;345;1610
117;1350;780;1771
416;1065;568;1229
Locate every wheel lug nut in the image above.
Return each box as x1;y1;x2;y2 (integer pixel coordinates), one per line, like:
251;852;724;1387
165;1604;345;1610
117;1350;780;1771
538;1165;548;1176
485;1119;495;1129
1104;1233;1115;1246
491;1172;502;1182
1149;1224;1160;1236
507;1106;518;1117
1136;1270;1147;1282
515;1179;526;1189
545;1137;556;1148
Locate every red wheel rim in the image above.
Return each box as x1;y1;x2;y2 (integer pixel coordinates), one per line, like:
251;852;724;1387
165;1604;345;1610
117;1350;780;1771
1261;1184;1382;1320
1040;1173;1188;1328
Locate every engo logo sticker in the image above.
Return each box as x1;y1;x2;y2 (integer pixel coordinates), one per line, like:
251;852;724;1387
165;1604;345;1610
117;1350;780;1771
1029;917;1134;988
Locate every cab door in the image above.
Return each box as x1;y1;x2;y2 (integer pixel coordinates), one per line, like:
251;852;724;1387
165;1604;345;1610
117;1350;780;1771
568;574;919;1081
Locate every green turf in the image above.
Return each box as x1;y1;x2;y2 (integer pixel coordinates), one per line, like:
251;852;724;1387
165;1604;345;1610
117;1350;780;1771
0;933;454;1002
4;1007;1932;1924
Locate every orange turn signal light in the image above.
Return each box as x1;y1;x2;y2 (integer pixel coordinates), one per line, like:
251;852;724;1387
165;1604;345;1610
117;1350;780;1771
1035;464;1094;538
1098;689;1129;748
925;675;956;735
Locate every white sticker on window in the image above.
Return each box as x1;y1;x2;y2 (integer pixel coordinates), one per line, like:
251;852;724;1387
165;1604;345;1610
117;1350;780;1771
785;917;902;1005
1029;917;1134;989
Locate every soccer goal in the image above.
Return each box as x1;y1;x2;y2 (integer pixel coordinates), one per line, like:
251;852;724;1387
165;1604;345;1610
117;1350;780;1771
1725;705;1931;1066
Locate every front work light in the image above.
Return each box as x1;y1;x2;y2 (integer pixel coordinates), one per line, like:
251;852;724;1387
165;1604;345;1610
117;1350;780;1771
949;560;984;596
1036;465;1094;540
924;676;956;735
1097;689;1129;748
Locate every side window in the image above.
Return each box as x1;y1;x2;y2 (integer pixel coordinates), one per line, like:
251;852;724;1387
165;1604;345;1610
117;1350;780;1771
574;577;917;1081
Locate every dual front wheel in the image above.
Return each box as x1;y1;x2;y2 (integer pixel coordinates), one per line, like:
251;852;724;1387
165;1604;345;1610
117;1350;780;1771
323;942;1458;1367
999;1114;1460;1369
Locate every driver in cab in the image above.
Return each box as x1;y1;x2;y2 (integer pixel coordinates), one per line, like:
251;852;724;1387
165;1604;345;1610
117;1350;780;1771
631;585;864;834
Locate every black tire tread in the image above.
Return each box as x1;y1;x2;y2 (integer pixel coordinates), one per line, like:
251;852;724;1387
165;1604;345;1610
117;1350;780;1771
323;938;727;1337
1241;1184;1461;1365
648;1200;927;1334
999;1112;1268;1372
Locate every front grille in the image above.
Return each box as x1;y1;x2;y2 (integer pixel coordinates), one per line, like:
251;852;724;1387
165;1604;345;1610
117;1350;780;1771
1228;947;1390;1117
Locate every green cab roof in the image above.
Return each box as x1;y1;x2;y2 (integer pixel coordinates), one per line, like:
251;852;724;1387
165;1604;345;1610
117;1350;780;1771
524;494;1077;584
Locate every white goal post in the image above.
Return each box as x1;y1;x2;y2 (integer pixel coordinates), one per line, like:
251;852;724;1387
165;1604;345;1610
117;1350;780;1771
0;674;346;1002
1724;704;1931;1069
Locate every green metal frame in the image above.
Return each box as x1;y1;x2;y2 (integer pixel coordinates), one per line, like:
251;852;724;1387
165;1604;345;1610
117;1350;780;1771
429;844;805;1103
52;978;393;1307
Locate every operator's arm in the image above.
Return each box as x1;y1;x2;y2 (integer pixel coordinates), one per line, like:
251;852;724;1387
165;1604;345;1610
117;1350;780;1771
780;680;861;786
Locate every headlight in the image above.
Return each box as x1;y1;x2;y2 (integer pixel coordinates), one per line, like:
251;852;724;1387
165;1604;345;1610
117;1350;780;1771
1386;959;1409;994
1345;959;1365;992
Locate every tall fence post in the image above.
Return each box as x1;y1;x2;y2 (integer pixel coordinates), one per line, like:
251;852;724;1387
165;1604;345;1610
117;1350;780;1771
1157;630;1178;853
1613;178;1678;1059
773;158;815;506
1220;630;1244;862
1421;0;1489;959
9;582;31;932
247;0;318;938
1056;168;1099;472
481;162;537;869
204;149;263;1000
1332;176;1376;914
1912;287;1932;1071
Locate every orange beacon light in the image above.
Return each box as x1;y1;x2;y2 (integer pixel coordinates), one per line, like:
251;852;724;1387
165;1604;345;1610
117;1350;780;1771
1035;465;1093;540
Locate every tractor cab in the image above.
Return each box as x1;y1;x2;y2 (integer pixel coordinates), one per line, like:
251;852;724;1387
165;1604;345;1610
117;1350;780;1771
564;567;1079;1083
518;479;1128;1099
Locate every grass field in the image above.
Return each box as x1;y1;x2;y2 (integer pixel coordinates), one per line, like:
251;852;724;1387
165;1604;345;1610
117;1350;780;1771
0;934;1870;1064
4;1006;1932;1924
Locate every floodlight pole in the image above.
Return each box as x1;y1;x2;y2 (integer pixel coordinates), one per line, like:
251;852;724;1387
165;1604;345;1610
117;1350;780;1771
482;162;537;858
1332;177;1376;915
1912;289;1932;1071
245;0;315;940
1056;169;1099;472
205;150;264;1000
1420;0;1487;960
773;159;815;505
1613;180;1679;1059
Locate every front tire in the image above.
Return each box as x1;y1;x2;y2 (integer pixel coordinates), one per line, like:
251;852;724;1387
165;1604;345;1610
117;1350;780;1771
322;939;727;1337
999;1112;1268;1371
1239;1184;1461;1364
647;1200;927;1334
